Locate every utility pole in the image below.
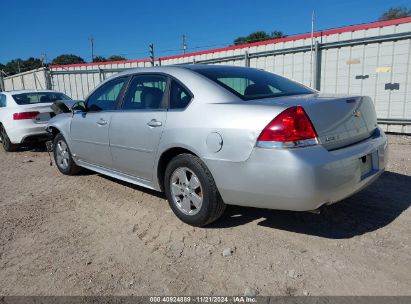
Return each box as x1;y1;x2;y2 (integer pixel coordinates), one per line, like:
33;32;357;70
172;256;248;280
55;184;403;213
0;70;5;92
149;43;154;66
182;34;187;55
40;53;47;67
310;11;315;88
89;36;95;62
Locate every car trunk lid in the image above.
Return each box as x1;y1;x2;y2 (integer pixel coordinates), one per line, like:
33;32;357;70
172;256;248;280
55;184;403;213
16;103;55;123
301;95;378;150
249;93;378;151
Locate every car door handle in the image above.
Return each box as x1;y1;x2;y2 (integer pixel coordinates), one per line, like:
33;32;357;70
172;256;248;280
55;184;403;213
147;119;162;127
97;118;108;126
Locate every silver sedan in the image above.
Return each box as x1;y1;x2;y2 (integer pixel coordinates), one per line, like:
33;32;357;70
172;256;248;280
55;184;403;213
47;65;388;226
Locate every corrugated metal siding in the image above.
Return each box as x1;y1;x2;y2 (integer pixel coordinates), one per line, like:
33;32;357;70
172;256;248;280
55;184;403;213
2;18;410;133
3;68;48;91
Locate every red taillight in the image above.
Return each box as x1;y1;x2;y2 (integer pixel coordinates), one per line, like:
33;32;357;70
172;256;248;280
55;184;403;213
13;111;40;120
257;106;317;146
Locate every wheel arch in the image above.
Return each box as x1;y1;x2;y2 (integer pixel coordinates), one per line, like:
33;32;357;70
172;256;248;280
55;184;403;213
0;121;4;138
157;147;199;192
0;121;10;138
47;126;61;141
0;121;7;131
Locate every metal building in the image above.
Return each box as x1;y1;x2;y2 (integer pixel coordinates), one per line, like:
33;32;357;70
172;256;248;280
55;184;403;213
2;17;411;133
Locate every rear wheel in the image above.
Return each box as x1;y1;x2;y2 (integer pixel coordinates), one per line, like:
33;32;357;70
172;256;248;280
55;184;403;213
164;154;226;227
53;133;82;175
0;125;18;152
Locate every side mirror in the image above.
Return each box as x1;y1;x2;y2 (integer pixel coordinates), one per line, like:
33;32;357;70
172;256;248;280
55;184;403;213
51;100;85;115
71;101;87;114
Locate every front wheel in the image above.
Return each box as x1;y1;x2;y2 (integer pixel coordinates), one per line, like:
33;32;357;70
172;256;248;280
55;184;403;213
164;154;226;227
0;125;18;152
53;133;82;175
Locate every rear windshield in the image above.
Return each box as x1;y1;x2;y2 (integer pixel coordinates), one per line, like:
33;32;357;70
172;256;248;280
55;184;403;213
12;92;71;105
193;66;314;100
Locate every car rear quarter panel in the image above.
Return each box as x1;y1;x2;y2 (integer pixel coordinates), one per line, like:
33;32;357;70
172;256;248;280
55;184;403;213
154;100;287;193
158;101;286;162
47;114;73;144
205;129;387;210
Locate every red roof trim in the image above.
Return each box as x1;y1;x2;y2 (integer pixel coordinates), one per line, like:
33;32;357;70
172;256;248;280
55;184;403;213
159;17;411;61
50;58;150;69
50;17;411;69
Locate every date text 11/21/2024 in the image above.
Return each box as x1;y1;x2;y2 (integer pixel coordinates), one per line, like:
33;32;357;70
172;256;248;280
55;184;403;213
149;296;257;303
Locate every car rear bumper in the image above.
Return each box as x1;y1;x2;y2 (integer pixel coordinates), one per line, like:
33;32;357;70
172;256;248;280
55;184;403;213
7;123;50;144
205;128;388;211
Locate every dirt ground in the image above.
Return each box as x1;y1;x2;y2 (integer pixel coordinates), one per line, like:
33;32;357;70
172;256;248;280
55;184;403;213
0;134;410;296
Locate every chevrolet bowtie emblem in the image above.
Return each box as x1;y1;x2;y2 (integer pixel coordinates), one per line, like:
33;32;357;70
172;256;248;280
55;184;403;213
353;110;361;117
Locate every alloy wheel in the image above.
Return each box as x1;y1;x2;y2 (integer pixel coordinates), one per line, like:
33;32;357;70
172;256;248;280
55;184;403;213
55;139;70;170
170;167;203;215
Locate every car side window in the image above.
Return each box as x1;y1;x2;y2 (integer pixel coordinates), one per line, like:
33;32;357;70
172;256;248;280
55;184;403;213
0;94;6;107
87;77;127;111
122;75;167;110
169;80;192;109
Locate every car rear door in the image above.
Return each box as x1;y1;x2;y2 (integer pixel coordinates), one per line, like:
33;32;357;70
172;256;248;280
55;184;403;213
70;76;128;168
109;74;167;181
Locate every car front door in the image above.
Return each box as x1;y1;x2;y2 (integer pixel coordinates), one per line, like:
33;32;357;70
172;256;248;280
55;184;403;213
70;76;128;168
109;74;167;180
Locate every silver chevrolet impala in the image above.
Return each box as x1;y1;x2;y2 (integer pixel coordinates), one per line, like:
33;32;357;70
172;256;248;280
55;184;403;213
47;65;388;226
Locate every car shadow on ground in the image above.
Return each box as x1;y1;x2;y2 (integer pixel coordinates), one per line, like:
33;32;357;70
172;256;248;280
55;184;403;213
208;171;411;239
12;142;48;153
77;169;410;239
100;174;166;199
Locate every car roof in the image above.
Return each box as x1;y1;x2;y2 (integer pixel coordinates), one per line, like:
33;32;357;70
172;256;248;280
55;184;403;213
180;64;249;71
1;89;62;95
1;65;251;95
113;64;249;77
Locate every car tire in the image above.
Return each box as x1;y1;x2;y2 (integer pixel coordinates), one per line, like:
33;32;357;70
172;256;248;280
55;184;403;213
164;153;226;227
53;133;82;175
0;125;18;152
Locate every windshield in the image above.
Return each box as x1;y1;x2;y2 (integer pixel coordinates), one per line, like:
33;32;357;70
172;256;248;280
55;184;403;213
193;66;314;100
12;92;71;105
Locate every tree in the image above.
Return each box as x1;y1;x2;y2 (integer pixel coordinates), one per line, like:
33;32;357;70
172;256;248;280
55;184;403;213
23;57;43;70
92;56;107;62
233;36;248;46
246;31;272;43
107;55;127;61
2;57;43;76
379;6;411;21
271;31;286;39
92;55;127;63
51;54;85;65
3;59;22;75
3;59;22;76
234;30;286;45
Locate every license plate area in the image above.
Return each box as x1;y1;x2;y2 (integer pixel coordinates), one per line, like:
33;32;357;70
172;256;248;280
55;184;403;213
34;112;51;123
360;152;378;180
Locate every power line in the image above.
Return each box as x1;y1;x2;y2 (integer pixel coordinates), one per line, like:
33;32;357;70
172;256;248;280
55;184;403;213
2;33;290;63
17;24;324;64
